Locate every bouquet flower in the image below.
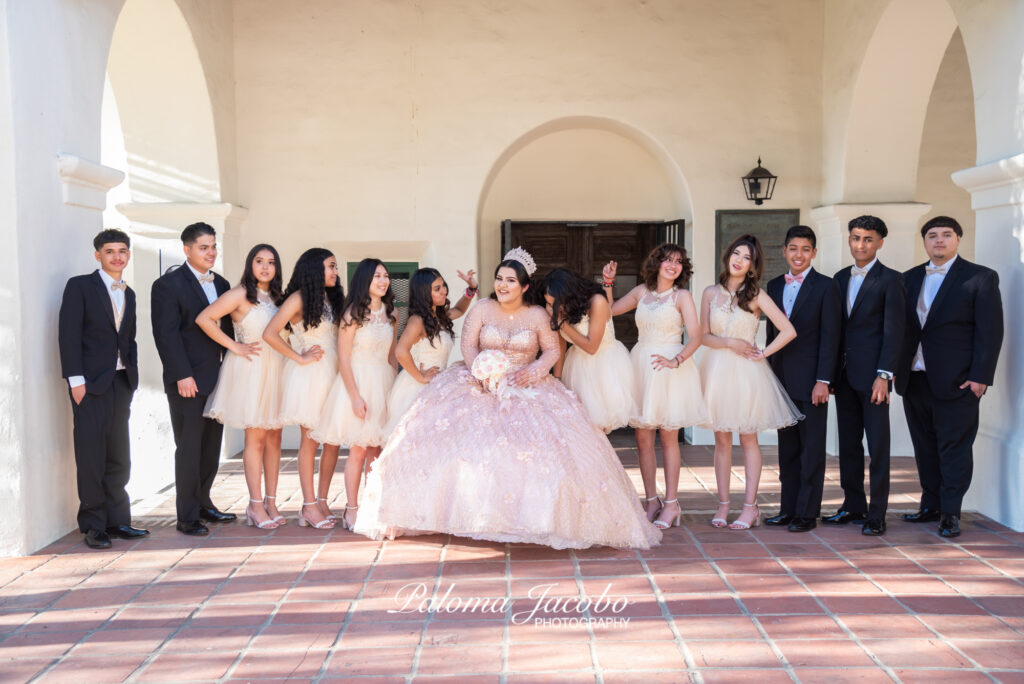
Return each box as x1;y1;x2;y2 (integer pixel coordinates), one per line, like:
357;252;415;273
471;350;511;392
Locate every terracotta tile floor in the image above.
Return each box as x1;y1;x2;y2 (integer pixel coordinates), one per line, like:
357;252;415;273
2;437;1023;683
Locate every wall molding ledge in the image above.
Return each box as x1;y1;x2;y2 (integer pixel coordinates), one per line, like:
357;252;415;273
57;154;125;211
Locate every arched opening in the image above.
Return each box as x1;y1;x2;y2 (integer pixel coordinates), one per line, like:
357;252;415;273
476;116;693;285
100;0;225;502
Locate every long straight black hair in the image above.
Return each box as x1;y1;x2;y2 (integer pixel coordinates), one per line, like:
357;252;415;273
407;267;455;345
343;258;395;326
240;243;284;305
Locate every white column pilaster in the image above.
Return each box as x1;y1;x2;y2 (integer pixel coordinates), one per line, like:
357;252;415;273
952;153;1024;531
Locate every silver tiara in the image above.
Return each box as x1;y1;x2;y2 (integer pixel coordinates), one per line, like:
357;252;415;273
503;246;537;276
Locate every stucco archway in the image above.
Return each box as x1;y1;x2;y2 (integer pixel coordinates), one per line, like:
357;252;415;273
476;116;693;284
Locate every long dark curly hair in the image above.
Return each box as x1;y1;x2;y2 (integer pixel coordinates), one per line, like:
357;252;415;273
343;258;395;327
718;234;763;313
407;268;455;345
541;268;604;331
489;259;540;306
282;248;344;329
640;242;693;290
240;243;284;305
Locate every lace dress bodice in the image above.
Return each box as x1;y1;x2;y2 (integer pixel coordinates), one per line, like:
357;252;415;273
290;306;337;352
351;307;394;362
233;292;277;344
709;285;759;344
410;330;454;369
635;288;684;346
559;315;617;353
461;300;560;374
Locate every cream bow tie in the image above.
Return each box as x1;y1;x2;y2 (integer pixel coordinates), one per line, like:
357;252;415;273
199;273;214;284
851;265;869;277
110;281;127;292
925;265;948;276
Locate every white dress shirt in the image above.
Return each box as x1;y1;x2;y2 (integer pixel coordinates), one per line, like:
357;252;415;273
186;261;218;304
68;270;126;389
782;270;807;318
847;257;877;313
912;254;958;372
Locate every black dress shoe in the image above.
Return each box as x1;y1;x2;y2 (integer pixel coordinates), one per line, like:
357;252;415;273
822;510;867;525
106;525;150;539
84;529;112;549
764;513;793;526
939;514;961;538
199;506;237;523
862;518;887;536
176;520;210;536
903;508;941;523
788;517;817;533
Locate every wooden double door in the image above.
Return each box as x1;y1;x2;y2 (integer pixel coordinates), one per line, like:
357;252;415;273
501;220;685;347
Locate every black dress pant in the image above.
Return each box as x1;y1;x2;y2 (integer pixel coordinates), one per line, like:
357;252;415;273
71;370;133;532
903;371;979;515
166;385;223;522
835;371;891;519
776;399;828;519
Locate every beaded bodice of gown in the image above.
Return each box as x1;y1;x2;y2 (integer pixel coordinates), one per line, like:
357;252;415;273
461;300;560;373
410;330;453;370
560;315;617;353
351;307;394;362
290;303;335;351
709;285;759;345
635;288;684;345
233;292;277;343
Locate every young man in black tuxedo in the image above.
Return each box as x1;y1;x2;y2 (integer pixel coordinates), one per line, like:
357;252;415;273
59;229;149;549
151;222;236;535
896;216;1003;538
823;215;905;536
766;225;842;533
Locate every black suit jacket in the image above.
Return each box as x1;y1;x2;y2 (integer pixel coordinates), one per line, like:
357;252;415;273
835;261;906;392
895;257;1003;400
766;268;842;403
58;271;139;393
151;265;231;395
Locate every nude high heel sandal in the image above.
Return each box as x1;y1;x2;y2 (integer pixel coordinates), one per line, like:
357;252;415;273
729;503;761;530
298;501;335;529
317;496;337;521
654;499;682;529
264;494;286;525
339;504;358;531
645;495;663;522
245;499;279;530
711;501;730;528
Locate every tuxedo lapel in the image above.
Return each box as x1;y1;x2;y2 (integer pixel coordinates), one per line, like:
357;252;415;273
923;257;965;329
906;266;925;332
180;265;211;309
90;270;117;329
789;268;816;320
848;264;880;319
836;267;852;320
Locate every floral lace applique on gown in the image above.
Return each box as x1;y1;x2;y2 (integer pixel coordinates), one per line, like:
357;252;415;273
699;285;803;433
560;315;637;433
278;304;338;430
354;299;661;550
205;291;285;430
630;287;708;430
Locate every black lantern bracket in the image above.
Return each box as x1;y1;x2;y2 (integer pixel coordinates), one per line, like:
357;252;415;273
742;157;777;206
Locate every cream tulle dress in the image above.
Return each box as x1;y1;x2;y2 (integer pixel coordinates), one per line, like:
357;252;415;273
630;287;708;430
278;305;338;430
354;300;661;550
700;285;802;432
311;307;396;447
384;329;453;435
560;315;637;433
204;291;284;429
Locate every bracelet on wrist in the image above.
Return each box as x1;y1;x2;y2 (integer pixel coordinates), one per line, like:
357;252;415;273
464;287;477;298
602;280;615;287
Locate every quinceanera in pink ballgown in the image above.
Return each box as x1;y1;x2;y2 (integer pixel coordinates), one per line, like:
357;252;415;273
353;298;661;549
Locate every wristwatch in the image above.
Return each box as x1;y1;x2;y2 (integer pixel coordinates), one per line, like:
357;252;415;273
877;371;894;381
